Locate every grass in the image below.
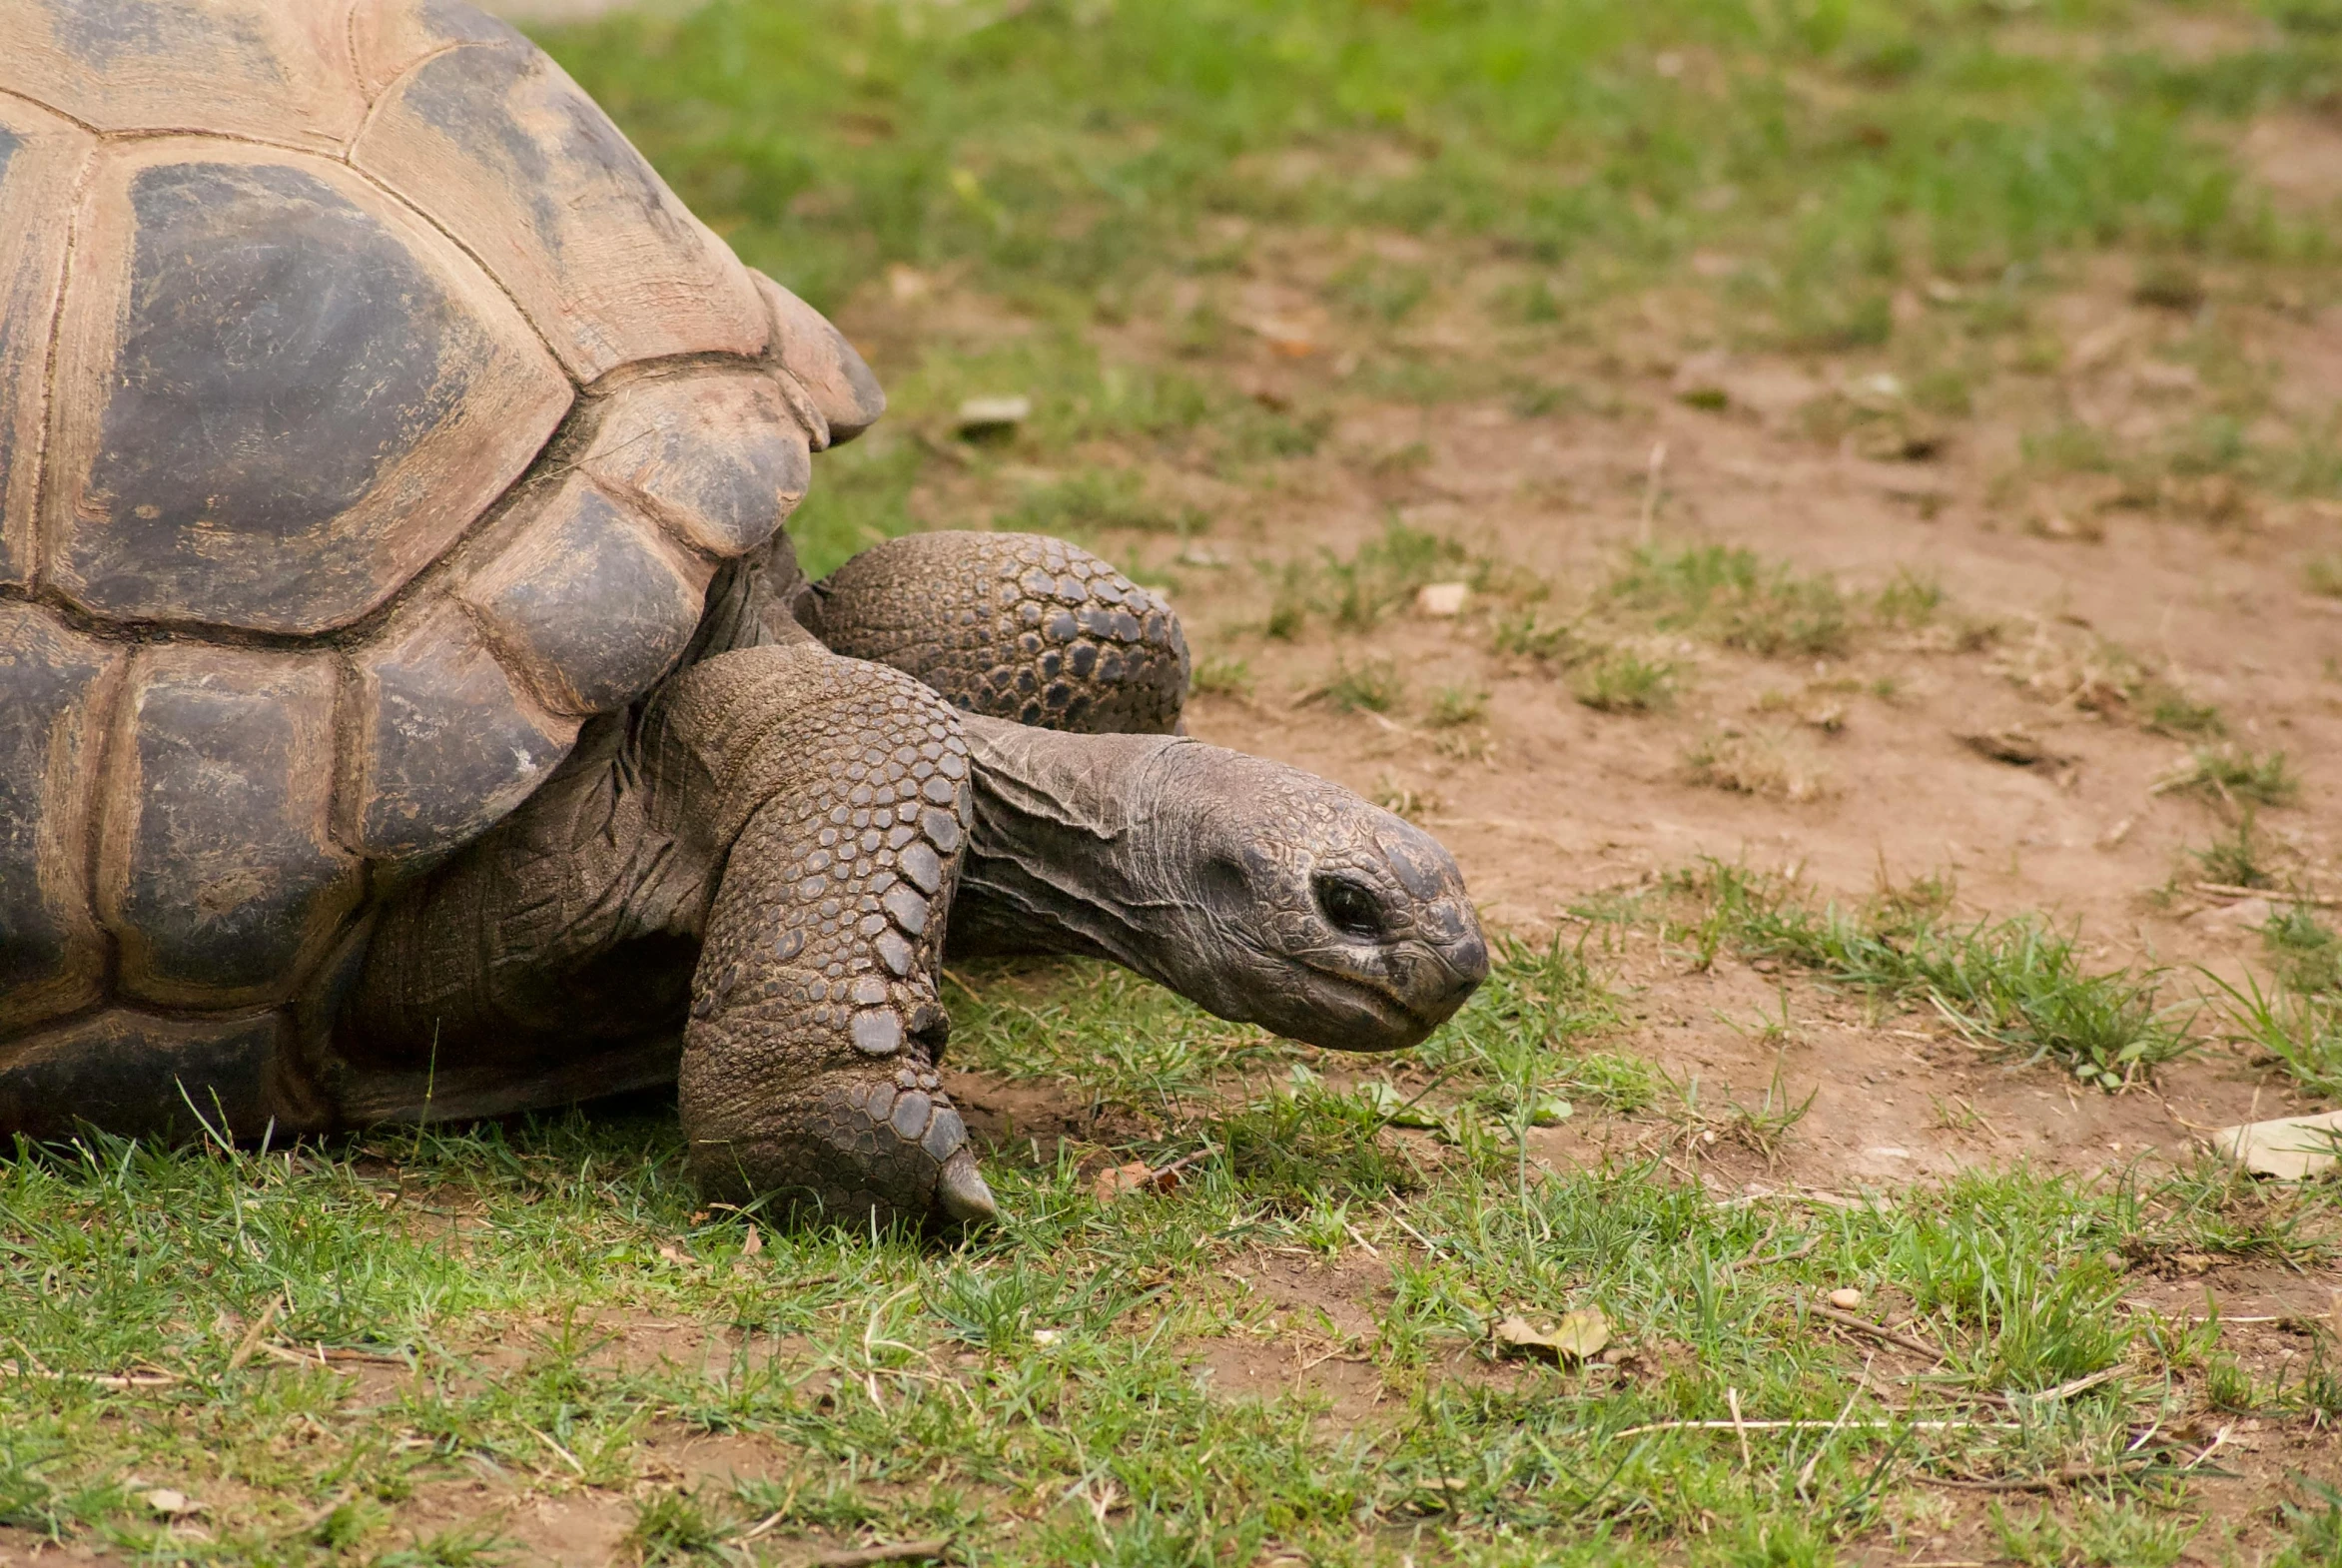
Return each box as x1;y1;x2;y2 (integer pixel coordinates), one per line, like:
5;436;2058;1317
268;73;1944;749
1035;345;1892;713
1608;544;1853;660
3;930;2333;1562
2155;744;2300;807
1572;650;1678;714
6;1078;2332;1563
1655;864;2194;1089
1684;726;1835;802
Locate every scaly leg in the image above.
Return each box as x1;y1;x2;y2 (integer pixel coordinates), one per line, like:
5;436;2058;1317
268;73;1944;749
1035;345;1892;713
807;531;1188;734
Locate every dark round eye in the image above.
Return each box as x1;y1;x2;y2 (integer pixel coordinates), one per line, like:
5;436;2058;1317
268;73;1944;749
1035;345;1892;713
1313;875;1386;940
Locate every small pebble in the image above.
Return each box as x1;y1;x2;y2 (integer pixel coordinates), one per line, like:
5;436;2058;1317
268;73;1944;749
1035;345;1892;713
1415;581;1470;617
1827;1287;1864;1310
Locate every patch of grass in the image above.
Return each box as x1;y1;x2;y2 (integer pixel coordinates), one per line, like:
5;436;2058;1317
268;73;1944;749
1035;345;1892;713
1572;649;1677;713
2194;814;2277;889
1189;654;1253;698
1428;683;1489;727
2159;745;2299;807
2306;553;2342;599
2267;905;2342;995
1323;518;1477;630
1324;256;1432;324
2142;685;2226;739
1684;727;1834;802
629;1488;728;1564
998;466;1189;536
1669;864;2193;1088
1874;567;1944;627
1610;544;1851;659
1261;520;1481;639
1491;608;1583;663
2213;969;2342;1099
1311;656;1405;715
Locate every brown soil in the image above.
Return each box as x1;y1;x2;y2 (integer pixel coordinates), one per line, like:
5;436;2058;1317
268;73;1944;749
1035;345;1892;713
813;109;2342;1553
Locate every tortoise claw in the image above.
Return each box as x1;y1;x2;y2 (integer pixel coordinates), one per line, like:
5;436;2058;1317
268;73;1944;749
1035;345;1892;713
937;1148;997;1224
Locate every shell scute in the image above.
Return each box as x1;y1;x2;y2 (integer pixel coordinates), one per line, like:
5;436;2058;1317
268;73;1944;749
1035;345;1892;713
98;647;358;1009
0;97;91;589
0;605;119;1033
0;0;365;151
583;373;812;558
352;37;768;381
0;1007;289;1141
349;604;579;863
44;142;569;635
751;271;886;447
459;474;709;718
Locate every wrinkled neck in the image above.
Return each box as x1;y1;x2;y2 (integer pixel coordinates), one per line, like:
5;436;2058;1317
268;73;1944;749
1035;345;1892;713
945;717;1203;983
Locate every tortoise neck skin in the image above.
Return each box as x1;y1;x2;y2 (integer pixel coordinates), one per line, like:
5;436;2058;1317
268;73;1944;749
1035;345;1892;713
945;718;1488;1054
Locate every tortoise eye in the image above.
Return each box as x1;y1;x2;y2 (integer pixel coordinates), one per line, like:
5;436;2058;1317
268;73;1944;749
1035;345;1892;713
1312;875;1385;940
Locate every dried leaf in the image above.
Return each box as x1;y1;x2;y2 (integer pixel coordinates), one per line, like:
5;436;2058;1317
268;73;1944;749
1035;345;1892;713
740;1224;763;1257
1093;1162;1156;1203
1359;1081;1442;1130
143;1488;201;1516
1527;1095;1574;1128
1493;1308;1611;1364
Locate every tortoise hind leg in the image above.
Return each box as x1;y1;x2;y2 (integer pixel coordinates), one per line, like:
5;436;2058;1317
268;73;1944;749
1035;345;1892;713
806;532;1188;734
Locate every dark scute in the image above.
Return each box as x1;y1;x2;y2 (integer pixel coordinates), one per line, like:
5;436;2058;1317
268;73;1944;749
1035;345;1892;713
401;42;691;257
0;1009;282;1141
478;485;699;713
117;659;346;995
65;160;465;626
419;0;527;49
44;0;271;69
0;610;108;1006
358;619;572;861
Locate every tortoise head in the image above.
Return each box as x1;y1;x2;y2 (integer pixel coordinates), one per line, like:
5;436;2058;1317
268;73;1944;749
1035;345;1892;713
955;727;1489;1052
1132;747;1489;1051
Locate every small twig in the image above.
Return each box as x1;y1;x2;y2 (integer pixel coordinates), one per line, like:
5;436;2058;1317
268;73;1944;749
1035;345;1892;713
525;1423;585;1477
1806;1301;1943;1360
1638;439;1668;544
1918;1460;2190;1493
2183;1424;2233;1471
1343;1221;1382;1258
2194;882;2340;907
227;1300;281;1373
1727;1386;1752;1469
2024;1365;2124;1405
1609;1418;2017;1438
939;969;986;1001
809;1537;954;1567
0;1360;177;1390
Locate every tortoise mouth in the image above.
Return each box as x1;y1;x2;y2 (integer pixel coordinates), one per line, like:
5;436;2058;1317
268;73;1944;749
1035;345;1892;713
1285;951;1474;1051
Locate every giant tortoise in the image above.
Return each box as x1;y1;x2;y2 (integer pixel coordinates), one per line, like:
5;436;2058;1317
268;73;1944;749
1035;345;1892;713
0;0;1489;1227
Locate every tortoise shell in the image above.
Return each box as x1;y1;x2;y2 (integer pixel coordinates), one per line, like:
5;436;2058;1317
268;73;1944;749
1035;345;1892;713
0;0;882;1084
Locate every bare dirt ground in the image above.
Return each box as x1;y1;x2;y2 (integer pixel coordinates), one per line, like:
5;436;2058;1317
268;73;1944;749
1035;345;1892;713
862;246;2342;1195
806;130;2342;1555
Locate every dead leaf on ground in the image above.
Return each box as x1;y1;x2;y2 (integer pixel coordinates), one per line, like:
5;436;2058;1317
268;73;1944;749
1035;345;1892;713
1493;1308;1611;1364
1093;1162;1158;1202
143;1488;203;1517
1957;727;2070;769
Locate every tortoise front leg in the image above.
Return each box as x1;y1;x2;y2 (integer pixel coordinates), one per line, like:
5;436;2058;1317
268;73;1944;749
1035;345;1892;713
806;531;1188;734
653;641;995;1226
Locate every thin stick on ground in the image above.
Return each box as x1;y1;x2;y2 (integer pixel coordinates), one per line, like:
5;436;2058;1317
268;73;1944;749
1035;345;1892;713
1806;1300;1943;1359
